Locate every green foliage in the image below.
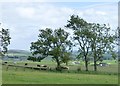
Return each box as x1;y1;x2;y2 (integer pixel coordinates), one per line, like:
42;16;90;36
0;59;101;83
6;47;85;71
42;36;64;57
29;15;117;72
30;28;72;70
66;15;87;30
0;26;11;56
90;23;116;71
27;56;42;62
60;52;71;66
66;15;117;71
66;15;92;71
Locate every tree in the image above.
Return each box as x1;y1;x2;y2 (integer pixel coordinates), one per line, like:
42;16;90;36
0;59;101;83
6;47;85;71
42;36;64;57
90;23;116;71
65;15;92;71
65;15;117;71
115;27;120;61
0;25;11;57
30;28;72;71
27;56;42;62
118;27;120;61
60;52;71;66
30;28;52;60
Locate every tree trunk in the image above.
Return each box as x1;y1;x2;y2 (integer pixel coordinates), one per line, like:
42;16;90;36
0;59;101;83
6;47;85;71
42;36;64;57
93;52;97;71
85;60;88;71
66;62;68;66
84;56;88;71
56;58;60;67
55;57;61;71
94;59;97;71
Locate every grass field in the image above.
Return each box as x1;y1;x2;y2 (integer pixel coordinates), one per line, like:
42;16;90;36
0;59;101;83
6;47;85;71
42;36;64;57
2;60;118;84
3;60;118;73
2;66;118;84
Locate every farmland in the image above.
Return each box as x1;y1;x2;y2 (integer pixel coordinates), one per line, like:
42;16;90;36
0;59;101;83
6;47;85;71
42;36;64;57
0;2;119;85
1;50;118;84
2;59;118;84
2;68;118;84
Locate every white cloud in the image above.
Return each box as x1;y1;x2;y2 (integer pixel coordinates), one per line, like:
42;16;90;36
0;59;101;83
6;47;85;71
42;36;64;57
17;7;35;19
77;3;117;30
15;4;74;28
96;11;107;15
15;3;116;28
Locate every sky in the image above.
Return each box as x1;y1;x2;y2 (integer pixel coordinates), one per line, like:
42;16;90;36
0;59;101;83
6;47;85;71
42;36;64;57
0;0;119;51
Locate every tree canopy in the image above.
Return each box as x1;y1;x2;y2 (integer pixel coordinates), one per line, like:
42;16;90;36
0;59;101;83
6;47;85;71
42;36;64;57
30;28;72;70
30;15;117;71
66;15;117;71
0;25;11;56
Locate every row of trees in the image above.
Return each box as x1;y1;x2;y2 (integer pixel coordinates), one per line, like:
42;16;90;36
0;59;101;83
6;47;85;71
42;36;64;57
0;15;119;71
30;15;118;71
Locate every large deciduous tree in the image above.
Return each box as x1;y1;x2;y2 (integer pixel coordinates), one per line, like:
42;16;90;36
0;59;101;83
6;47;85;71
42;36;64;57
118;27;120;61
65;15;92;71
0;25;11;57
30;28;72;71
90;23;116;71
65;15;117;71
30;28;53;61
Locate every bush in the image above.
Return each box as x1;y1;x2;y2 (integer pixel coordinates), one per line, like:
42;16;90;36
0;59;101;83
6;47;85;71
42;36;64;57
77;67;81;72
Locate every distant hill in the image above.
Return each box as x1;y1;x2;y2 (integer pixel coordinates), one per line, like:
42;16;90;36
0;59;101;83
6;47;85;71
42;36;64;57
71;50;117;60
1;49;32;61
3;49;117;61
8;49;30;54
7;49;31;56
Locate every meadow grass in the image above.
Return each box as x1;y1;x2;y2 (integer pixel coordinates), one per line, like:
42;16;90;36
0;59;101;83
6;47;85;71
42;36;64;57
2;60;118;84
4;60;118;73
2;67;118;84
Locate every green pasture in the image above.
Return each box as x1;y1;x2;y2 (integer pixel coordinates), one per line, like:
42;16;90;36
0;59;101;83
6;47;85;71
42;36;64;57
3;60;118;73
2;60;118;84
2;66;118;84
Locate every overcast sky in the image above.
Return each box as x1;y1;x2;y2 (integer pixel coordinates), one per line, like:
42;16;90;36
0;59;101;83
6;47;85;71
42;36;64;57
0;0;118;51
